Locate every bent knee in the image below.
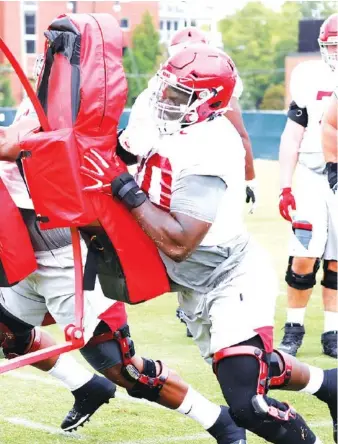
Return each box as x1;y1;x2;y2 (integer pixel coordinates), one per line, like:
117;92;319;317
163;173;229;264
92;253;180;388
292;257;318;275
327;260;338;272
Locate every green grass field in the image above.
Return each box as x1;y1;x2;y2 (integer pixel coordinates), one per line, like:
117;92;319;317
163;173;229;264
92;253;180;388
0;160;335;444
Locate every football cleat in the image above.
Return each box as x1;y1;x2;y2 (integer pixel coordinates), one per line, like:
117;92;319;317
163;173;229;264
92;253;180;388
278;323;305;357
314;368;337;443
176;308;193;338
61;374;116;432
321;331;338;359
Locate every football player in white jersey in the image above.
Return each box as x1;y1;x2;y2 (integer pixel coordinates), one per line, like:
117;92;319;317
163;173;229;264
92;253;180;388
120;26;257;213
322;85;338;191
82;43;337;444
278;14;338;358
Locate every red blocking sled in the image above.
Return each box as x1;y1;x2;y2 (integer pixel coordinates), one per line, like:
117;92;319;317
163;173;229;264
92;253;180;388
0;13;169;373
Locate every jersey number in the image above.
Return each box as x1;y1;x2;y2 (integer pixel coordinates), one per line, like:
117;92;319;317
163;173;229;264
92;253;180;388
139;153;172;210
317;90;333;124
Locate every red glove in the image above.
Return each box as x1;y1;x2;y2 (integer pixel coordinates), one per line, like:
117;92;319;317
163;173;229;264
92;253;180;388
81;149;128;193
279;187;296;222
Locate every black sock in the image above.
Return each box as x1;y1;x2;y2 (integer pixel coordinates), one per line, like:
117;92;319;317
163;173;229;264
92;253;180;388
207;406;246;443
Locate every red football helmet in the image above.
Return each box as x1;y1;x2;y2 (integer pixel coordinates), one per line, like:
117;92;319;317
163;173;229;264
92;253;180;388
169;27;208;57
318;13;338;71
150;43;237;135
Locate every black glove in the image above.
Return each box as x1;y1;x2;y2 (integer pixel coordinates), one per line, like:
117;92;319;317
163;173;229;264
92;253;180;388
326;162;338;193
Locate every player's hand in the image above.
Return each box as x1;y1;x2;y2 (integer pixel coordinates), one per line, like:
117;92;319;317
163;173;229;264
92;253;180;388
326;162;338;193
81;148;128;193
245;179;257;214
0;118;39;161
279;187;296;222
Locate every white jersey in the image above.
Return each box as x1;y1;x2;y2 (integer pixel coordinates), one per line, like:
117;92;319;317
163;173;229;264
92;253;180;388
0;98;35;209
134;116;246;247
119;74;244;157
290;60;336;154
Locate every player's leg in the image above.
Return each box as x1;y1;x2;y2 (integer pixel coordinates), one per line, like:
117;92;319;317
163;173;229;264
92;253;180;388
279;256;319;356
269;349;337;442
214;336;321;444
320;199;338;357
321;260;337;357
80;318;246;444
0;251;116;432
207;244;323;443
279;165;329;356
0;294;115;431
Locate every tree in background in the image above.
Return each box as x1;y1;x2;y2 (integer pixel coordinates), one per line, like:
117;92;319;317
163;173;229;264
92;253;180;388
123;11;162;107
260;83;285;110
218;0;336;110
0;74;14;107
219;1;300;109
299;1;337;19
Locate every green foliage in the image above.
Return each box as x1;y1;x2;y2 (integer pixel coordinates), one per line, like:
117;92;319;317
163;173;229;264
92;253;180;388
260;83;285;110
123;11;162;107
0;75;14;107
298;0;338;19
219;1;301;109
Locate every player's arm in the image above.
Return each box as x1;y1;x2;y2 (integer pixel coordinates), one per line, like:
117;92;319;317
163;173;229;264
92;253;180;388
227;97;255;181
130;175;223;262
322;91;338;191
278;101;307;221
279;103;306;189
322;91;337;163
0;118;39;161
81;153;222;262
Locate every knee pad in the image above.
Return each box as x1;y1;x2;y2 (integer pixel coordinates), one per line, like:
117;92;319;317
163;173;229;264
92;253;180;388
269;349;292;389
0;304;34;358
285;257;320;290
126;358;168;402
321;260;338;290
214;345;295;422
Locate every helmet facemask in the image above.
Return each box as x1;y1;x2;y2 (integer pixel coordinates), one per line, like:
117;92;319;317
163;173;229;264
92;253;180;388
150;70;225;135
319;38;338;71
33;54;45;83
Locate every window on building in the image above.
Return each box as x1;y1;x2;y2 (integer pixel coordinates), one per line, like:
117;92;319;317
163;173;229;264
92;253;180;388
174;21;178;31
160;20;164;30
191;19;196;27
25;12;35;35
67;1;77;12
26;40;36;54
23;1;37;54
120;18;129;29
167;21;171;31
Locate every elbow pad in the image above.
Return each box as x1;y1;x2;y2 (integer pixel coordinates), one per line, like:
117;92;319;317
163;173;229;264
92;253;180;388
287;101;308;127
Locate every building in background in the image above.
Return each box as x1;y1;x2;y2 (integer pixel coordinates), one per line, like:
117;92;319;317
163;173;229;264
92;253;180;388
284;18;323;107
158;0;222;48
0;0;159;104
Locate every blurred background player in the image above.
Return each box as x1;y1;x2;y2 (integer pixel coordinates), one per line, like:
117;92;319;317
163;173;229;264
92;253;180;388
278;13;338;358
322;85;338;191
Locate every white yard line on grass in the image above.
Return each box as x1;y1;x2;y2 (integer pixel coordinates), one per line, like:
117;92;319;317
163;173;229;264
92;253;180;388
2;417;83;439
